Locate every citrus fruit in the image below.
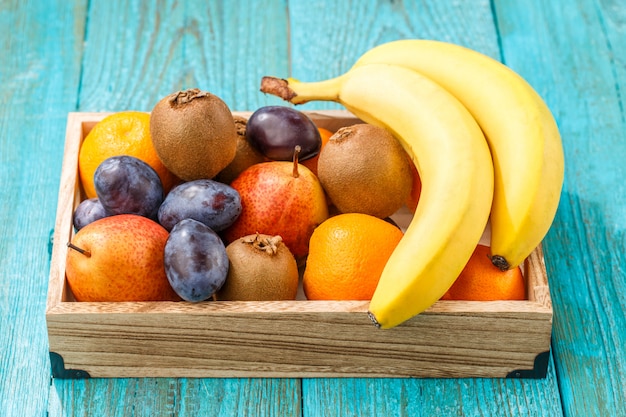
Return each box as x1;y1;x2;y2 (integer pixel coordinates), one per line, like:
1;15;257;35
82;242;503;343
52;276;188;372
301;126;333;176
78;111;179;199
441;244;526;301
303;213;404;300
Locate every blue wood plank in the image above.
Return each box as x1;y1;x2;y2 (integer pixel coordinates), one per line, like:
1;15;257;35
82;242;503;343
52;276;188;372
46;1;302;415
76;0;288;112
303;357;561;417
2;0;624;415
287;1;564;414
0;1;87;416
494;0;626;415
288;0;502;111
48;378;301;416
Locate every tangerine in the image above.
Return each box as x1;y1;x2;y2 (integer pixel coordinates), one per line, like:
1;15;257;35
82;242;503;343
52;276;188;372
303;213;403;300
441;244;526;301
78;111;179;198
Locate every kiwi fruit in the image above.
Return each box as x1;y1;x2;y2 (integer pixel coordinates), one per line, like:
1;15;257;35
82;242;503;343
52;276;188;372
214;116;266;184
150;88;238;181
216;234;299;301
317;124;413;219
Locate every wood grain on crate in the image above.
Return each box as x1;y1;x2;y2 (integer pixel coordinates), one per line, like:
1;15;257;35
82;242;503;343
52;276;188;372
46;112;551;379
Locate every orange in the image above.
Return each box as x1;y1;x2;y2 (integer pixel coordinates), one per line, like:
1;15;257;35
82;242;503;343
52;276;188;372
303;213;403;300
78;111;179;198
301;127;333;176
441;244;526;301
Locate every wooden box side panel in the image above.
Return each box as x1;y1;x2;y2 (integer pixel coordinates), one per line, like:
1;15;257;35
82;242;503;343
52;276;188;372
48;114;96;310
47;304;551;378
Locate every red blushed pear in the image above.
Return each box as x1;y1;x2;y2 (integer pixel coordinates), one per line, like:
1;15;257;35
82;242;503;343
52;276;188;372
65;214;180;302
223;146;329;263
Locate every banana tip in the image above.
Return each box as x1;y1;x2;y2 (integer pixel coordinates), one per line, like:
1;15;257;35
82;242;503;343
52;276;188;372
490;255;510;271
367;311;382;329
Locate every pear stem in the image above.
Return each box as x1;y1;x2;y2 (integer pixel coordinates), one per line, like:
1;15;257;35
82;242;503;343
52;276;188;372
292;145;301;178
67;242;91;258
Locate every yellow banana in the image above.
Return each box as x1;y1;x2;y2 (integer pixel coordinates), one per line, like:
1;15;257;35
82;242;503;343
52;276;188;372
261;64;494;328
352;39;564;270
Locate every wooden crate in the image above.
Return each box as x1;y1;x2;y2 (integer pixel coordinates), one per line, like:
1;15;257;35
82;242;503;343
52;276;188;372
46;112;553;379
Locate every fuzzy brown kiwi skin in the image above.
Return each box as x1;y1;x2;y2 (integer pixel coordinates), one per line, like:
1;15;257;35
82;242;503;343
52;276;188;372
317;124;413;219
150;88;238;181
216;234;299;301
214;116;267;184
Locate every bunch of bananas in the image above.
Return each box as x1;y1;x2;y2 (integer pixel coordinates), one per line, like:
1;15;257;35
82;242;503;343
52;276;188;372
260;39;564;329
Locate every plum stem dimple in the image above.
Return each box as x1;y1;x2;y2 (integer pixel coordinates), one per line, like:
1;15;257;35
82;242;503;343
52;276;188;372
67;242;91;258
292;145;302;178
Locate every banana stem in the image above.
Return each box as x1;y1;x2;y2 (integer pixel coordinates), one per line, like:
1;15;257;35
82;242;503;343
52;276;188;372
260;76;343;104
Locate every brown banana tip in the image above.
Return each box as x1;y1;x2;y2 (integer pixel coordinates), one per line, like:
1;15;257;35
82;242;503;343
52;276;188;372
367;311;382;329
260;76;298;102
490;255;510;271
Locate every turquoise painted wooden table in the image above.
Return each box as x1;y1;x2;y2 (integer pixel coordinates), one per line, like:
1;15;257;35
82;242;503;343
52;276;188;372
1;0;624;415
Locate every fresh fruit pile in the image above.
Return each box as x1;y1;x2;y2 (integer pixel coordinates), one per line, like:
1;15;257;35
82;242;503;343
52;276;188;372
261;39;564;328
67;95;413;304
66;39;563;330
